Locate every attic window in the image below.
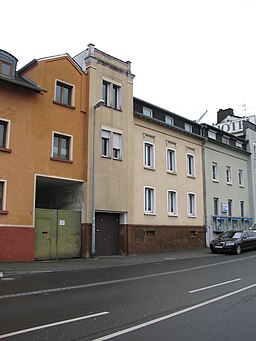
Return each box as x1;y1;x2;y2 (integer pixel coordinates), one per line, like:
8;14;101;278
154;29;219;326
0;61;12;77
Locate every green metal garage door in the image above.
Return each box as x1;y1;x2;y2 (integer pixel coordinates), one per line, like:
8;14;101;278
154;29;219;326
35;209;81;260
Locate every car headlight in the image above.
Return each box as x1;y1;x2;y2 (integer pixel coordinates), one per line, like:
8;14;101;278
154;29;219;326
225;242;234;246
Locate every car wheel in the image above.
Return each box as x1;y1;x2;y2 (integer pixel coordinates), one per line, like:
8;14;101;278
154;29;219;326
235;244;242;255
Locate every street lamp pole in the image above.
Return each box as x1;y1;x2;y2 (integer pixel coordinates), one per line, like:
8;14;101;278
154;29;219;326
91;99;105;258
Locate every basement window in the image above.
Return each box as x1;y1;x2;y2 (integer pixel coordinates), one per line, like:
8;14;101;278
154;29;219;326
146;230;155;237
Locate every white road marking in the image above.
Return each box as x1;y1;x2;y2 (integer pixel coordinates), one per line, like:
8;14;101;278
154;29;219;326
91;283;256;341
188;278;242;293
0;311;109;339
1;254;256;300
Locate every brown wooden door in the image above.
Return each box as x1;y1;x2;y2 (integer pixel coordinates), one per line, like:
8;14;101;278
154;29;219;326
95;213;119;256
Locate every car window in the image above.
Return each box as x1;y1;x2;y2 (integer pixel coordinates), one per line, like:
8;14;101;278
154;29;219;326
243;232;249;238
233;232;242;239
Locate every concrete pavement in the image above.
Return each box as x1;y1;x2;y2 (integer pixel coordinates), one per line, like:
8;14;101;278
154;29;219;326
0;247;215;277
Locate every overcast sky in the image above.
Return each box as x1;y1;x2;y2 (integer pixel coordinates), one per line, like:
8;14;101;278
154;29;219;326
1;0;256;124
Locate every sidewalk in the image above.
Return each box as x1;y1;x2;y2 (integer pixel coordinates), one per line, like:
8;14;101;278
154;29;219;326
0;248;214;277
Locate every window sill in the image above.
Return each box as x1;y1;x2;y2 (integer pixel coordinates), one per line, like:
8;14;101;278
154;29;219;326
144;166;155;171
144;212;156;216
0;147;12;153
53;101;75;110
212;179;219;183
167;171;177;175
50;157;73;164
0;210;9;215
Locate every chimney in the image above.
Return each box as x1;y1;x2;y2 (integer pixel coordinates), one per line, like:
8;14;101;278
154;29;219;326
217;108;234;124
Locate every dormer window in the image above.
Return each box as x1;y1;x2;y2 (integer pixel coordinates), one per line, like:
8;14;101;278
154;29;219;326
0;61;12;78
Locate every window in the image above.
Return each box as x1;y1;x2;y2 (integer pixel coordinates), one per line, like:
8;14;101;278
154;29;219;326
144;187;156;214
167;190;178;215
113;132;122;159
240;201;244;218
102;80;121;109
101;130;110;157
103;80;111;106
187;192;196;217
144;142;155;169
0;61;12;77
187;153;195;177
208;130;216;139
253;141;256;159
143;107;153;118
212;162;218;181
52;133;72;161
0;180;7;212
185;123;192;132
226;166;232;184
238;169;244;187
228;199;232;216
55;80;74;106
101;129;122;160
236;141;243;149
166;148;176;173
0;120;9;149
165;115;173;125
113;84;121;110
222;136;230;145
213;197;219;216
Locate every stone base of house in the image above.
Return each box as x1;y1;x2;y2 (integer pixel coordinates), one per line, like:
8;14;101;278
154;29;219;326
0;226;35;262
125;224;205;255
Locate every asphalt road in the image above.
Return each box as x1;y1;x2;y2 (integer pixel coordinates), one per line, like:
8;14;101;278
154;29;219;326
1;252;256;340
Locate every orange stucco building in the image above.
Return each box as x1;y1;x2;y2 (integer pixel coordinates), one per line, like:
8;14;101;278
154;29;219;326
0;50;88;261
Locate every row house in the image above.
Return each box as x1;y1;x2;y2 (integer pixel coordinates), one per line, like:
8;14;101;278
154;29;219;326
215;108;256;225
0;50;88;261
202;123;252;246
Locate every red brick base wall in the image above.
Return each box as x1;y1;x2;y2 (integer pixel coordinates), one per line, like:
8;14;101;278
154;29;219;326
126;225;205;255
0;226;35;262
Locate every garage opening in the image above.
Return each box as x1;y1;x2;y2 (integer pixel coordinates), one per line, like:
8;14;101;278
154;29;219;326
35;176;84;260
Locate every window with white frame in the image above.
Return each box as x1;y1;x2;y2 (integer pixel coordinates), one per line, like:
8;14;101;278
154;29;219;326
166;148;176;173
236;141;243;149
165;115;173;125
113;132;122;159
0;180;7;212
185;123;192;132
212;162;218;181
144;186;156;214
144;142;155;169
167;190;178;215
101;128;122;160
52;132;72;161
187;192;196;217
208;130;216;139
186;153;195;177
101;129;110;157
102;80;111;106
238;169;244;187
253;141;256;159
0;119;10;150
143;107;153;118
113;84;121;110
55;80;74;107
222;136;230;145
226;166;232;184
213;197;219;216
102;80;121;109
